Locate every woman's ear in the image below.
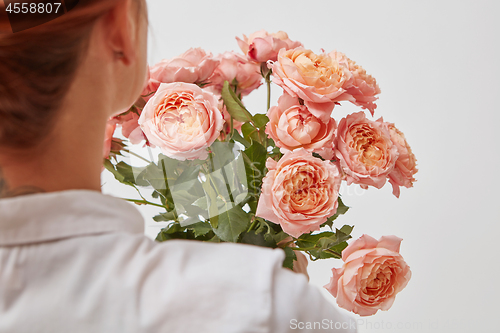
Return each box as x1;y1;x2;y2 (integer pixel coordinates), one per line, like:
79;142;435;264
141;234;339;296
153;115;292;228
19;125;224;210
99;0;138;66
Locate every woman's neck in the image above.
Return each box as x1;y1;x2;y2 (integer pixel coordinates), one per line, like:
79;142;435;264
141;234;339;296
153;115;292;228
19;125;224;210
0;132;105;199
0;81;110;198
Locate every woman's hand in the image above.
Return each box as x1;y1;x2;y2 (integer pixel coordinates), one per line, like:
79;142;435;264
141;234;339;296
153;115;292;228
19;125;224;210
292;251;309;281
278;237;309;281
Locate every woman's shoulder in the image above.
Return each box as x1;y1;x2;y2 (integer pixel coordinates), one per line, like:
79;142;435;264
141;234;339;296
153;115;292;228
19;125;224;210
97;231;287;282
77;232;293;331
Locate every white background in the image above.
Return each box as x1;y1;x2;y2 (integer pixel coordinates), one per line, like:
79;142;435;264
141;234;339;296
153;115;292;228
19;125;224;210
102;0;500;331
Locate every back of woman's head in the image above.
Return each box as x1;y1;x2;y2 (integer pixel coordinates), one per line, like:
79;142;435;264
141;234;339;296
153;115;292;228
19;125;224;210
0;0;142;149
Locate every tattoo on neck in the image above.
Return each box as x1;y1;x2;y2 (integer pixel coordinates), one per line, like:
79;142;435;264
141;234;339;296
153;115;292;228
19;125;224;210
0;167;45;199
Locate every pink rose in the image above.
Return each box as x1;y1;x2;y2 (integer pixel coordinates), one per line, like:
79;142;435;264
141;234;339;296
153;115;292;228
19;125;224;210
271;48;354;122
207;51;263;97
334;112;398;189
141;67;161;102
256;148;342;238
103;119;117;159
324;234;411;316
114;110;147;145
330;51;381;116
236;30;303;63
149;48;219;86
266;93;336;159
138;82;224;161
386;123;418;197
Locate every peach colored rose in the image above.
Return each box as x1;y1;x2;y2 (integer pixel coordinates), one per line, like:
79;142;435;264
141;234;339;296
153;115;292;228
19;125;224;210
330;51;381;116
270;48;354;123
149;48;219;86
334;112;398;189
256;148;342;238
324;234;411;316
236;30;303;63
266;93;336;160
138;82;224;161
386;123;418;197
207;51;262;97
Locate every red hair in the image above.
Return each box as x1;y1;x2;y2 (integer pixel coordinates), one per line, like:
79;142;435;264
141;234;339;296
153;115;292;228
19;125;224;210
0;0;142;148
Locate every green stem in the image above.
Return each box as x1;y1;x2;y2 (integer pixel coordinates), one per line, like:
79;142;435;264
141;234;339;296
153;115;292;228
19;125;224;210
324;249;342;257
228;117;234;142
281;240;296;248
266;76;271;111
124;150;151;164
247;219;258;232
123;198;165;208
287;246;342;258
201;164;224;203
209;151;235;204
123;183;166;209
289;246;315;252
131;184;155;204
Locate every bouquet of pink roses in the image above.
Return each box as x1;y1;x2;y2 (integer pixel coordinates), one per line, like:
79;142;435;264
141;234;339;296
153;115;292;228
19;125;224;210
104;30;416;316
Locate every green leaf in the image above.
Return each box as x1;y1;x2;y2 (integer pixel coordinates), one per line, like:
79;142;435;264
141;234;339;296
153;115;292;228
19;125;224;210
339;224;354;235
243;141;267;172
282;247;297;270
272;231;291;245
192;196;208;210
187;222;213;237
312;152;326;161
241;121;267;146
207;235;221;243
209;141;237;171
241;123;259;144
230;129;251;149
336;197;350;215
144;161;171;195
212;204;251;242
104;160;150;188
296;227;353;260
269;146;282;160
234;192;250;205
252;219;288;245
170;189;199;206
156;155;181;180
200;177;220;229
115;162;146;185
296;231;335;249
174;164;201;189
155;223;187;242
103;159;124;183
321;196;350;229
240;230;277;248
153;211;178;222
221;81;253;123
252;114;269;129
243;141;267;204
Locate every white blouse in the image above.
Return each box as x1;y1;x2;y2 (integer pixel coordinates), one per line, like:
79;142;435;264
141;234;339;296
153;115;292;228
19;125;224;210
0;190;356;332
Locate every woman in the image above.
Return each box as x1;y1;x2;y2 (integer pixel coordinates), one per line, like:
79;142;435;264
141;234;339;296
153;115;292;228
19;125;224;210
0;1;356;332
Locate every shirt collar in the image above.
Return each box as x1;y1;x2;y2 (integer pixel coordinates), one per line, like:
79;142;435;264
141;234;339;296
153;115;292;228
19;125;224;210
0;190;144;246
